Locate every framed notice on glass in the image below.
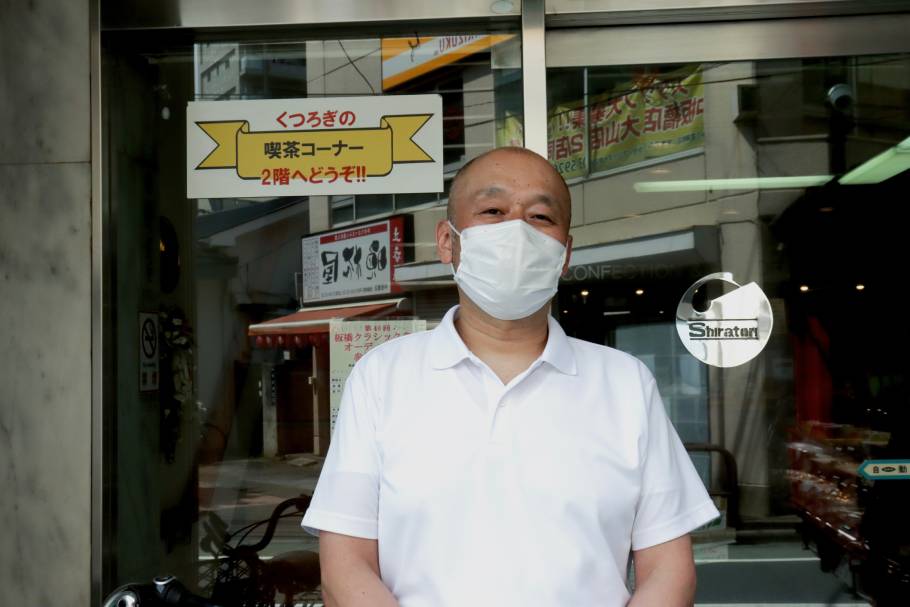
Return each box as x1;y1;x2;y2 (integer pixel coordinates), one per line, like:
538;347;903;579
301;215;411;303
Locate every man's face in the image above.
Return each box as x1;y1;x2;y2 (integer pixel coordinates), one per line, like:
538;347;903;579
437;150;573;271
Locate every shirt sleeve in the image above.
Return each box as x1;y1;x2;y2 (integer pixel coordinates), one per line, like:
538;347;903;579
302;361;381;539
631;372;720;551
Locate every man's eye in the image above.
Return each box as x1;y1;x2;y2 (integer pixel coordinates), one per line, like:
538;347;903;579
482;208;504;215
533;214;554;223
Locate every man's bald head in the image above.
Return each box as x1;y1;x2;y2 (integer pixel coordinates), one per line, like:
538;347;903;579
446;147;572;226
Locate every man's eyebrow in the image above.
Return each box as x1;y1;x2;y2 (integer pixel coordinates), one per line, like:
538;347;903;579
474;185;506;199
532;193;572;223
474;187;558;204
470;185;567;216
532;193;557;207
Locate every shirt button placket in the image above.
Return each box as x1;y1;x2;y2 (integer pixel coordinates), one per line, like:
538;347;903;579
488;388;513;456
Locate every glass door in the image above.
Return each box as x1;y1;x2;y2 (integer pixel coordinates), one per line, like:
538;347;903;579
101;23;521;602
545;16;910;606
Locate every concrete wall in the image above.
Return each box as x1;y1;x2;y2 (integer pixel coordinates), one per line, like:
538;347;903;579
0;1;92;606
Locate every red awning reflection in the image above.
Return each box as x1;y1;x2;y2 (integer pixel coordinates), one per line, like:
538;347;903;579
248;298;408;348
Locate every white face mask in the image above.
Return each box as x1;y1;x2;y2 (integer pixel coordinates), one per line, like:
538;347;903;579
449;219;567;321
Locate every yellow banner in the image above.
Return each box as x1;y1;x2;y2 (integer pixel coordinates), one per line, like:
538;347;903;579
381;35;515;90
547;104;587;180
195;114;433;182
495;111;524;148
589;65;704;173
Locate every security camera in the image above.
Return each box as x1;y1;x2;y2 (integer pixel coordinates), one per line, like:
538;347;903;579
826;83;854;112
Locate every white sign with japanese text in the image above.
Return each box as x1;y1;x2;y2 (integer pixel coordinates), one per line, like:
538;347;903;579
302;216;407;303
187;94;443;198
329;319;427;432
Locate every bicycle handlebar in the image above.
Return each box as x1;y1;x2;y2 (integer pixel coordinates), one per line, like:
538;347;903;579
103;576;224;607
234;495;310;554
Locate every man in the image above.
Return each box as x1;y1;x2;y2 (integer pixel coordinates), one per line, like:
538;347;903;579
302;147;719;606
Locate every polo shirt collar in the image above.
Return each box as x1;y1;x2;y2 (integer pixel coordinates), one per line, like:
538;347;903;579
430;305;577;375
541;313;578;375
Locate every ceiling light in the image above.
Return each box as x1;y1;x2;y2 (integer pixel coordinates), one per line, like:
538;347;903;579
580;289;589;297
633;175;833;193
855;284;865;291
603;310;632;316
839;136;910;184
799;285;809;292
635;288;644;296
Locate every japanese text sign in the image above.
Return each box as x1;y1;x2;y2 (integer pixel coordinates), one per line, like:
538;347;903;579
588;65;704;173
545;64;705;179
547;104;587;179
329;319;427;433
859;460;910;480
187;95;442;198
302;216;408;303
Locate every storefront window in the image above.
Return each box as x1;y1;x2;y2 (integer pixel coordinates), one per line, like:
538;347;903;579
546;51;910;604
102;28;520;604
100;11;910;604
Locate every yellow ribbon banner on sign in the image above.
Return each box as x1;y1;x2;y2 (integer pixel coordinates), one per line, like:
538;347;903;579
195;114;434;183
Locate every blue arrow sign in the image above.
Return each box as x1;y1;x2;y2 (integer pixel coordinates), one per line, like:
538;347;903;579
859;459;910;480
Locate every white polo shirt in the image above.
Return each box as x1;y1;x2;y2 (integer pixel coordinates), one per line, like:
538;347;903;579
302;305;719;606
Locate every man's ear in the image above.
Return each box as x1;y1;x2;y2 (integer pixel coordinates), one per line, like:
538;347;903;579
561;234;573;276
436;219;454;264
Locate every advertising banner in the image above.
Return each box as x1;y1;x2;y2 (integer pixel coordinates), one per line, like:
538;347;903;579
589;65;704;173
547;104;587;180
381;35;514;90
495;111;524;148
